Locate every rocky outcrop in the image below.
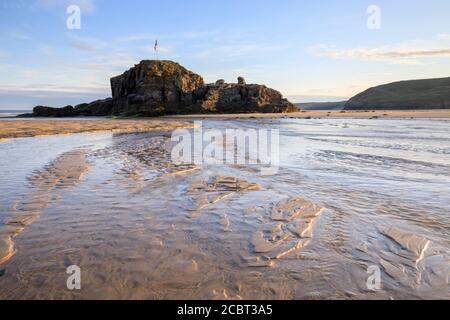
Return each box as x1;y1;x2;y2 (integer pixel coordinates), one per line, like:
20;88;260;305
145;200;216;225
110;60;205;116
23;60;296;117
198;80;296;113
29;105;76;117
72;98;113;116
345;77;450;110
19;98;113;117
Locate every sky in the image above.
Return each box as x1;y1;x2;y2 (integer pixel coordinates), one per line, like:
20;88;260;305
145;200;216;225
1;0;450;109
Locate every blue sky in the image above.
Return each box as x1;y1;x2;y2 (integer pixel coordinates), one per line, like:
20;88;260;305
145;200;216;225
1;0;450;109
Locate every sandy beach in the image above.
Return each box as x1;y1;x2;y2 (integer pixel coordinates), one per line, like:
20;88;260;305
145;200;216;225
0;119;192;140
2;110;450;140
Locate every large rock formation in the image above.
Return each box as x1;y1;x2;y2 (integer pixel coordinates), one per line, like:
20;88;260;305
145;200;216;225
23;60;296;117
110;60;205;116
345;77;450;110
110;60;296;116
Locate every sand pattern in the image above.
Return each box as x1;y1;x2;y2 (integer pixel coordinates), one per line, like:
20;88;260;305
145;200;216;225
247;197;323;267
188;175;261;212
0;149;90;265
378;227;449;289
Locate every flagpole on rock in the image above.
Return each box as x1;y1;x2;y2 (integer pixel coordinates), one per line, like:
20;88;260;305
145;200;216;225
154;40;159;61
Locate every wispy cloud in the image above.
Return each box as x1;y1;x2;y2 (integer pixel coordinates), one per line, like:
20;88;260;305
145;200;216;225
38;45;57;56
0;50;9;59
0;83;108;94
437;33;450;40
115;30;222;44
0;64;15;71
309;35;450;65
35;0;96;13
0;85;108;109
141;44;173;55
6;31;31;40
190;43;287;61
66;33;107;52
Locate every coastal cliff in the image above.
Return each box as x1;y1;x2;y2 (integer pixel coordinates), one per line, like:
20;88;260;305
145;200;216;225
22;60;297;117
345;77;450;110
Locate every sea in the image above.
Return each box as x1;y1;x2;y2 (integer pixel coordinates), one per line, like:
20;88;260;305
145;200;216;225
0;110;31;118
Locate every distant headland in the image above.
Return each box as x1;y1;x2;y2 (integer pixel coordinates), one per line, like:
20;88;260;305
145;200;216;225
20;60;297;118
345;77;450;110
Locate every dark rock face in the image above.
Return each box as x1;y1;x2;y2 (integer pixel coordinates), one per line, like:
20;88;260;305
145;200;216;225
199;83;296;113
24;60;296;117
24;99;113;117
110;60;205;116
345;77;450;110
73;98;113;116
32;105;75;117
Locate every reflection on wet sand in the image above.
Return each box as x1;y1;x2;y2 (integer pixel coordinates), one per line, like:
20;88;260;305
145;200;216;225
0;119;449;300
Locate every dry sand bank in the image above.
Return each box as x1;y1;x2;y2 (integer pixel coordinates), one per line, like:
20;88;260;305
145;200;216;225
164;109;450;120
0;119;193;140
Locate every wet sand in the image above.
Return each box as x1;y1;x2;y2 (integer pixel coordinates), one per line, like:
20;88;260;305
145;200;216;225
0;118;449;300
165;109;450;120
0;150;91;266
0;119;192;140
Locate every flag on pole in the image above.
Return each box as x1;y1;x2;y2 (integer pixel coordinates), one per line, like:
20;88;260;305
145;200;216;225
154;40;159;61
